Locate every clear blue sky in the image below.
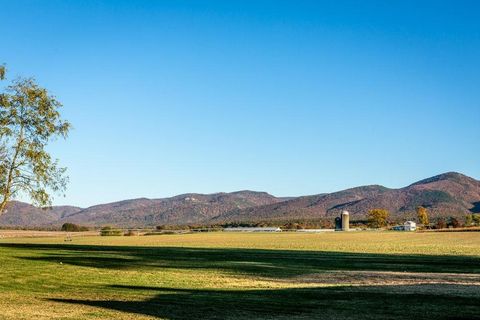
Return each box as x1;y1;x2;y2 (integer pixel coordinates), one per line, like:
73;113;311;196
1;0;479;207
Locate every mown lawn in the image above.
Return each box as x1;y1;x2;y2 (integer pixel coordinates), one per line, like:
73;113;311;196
0;232;479;319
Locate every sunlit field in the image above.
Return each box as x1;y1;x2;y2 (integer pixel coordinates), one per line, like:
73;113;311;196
1;232;479;319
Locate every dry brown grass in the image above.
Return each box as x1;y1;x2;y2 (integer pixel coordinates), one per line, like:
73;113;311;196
0;232;479;319
0;230;98;238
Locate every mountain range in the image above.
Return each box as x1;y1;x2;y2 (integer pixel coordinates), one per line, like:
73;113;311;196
1;172;479;228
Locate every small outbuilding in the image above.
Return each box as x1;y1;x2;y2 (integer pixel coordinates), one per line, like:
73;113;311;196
404;221;417;231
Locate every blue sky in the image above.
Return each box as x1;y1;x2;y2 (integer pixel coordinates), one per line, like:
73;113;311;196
1;0;479;207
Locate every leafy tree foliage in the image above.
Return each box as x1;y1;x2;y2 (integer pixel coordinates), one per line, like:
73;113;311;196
465;214;473;226
474;214;480;226
283;222;304;230
448;217;461;228
435;218;447;229
0;66;70;213
61;223;88;232
367;209;389;228
416;206;429;225
100;226;123;236
468;213;480;226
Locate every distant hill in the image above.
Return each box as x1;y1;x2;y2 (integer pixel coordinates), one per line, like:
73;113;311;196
212;172;480;223
55;191;282;227
0;202;82;227
0;172;479;227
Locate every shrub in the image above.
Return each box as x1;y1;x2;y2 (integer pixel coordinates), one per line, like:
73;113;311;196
144;230;178;235
61;223;89;232
161;230;177;235
124;229;139;236
100;226;123;236
283;222;304;230
320;220;334;229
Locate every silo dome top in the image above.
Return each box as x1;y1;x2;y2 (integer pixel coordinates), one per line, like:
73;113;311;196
341;210;349;215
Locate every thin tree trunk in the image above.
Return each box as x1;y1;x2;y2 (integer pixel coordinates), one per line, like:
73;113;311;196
0;197;8;214
0;128;23;214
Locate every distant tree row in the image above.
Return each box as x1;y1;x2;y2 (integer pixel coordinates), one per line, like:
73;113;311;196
154;219;336;231
151;210;479;231
365;206;476;229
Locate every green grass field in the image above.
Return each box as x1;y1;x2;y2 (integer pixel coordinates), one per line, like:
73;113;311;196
0;232;479;319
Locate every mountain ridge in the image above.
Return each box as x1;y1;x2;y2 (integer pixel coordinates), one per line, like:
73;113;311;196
1;172;478;227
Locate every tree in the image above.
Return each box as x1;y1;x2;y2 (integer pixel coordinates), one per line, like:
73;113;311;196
465;214;473;226
61;223;88;232
283;222;304;230
0;65;5;80
367;209;389;228
473;214;480;226
416;206;429;226
435;218;446;229
448;217;461;228
0;66;70;213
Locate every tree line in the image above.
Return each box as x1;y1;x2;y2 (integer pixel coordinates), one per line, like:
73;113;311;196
367;206;478;229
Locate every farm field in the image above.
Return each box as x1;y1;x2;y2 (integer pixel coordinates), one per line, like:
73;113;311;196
0;232;479;319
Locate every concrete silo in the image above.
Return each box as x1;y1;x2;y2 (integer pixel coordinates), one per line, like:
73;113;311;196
341;210;350;231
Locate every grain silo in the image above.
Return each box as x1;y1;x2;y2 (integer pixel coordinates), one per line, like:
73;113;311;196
334;217;342;231
341;210;349;231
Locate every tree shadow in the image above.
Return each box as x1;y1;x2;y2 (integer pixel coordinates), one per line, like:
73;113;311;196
50;284;480;320
2;243;480;318
2;243;480;277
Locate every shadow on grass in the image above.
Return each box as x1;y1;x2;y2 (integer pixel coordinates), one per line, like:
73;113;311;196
50;284;480;320
1;243;480;319
1;243;480;277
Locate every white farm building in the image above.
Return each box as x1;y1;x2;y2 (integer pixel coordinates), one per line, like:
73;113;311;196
404;221;417;231
392;221;417;231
